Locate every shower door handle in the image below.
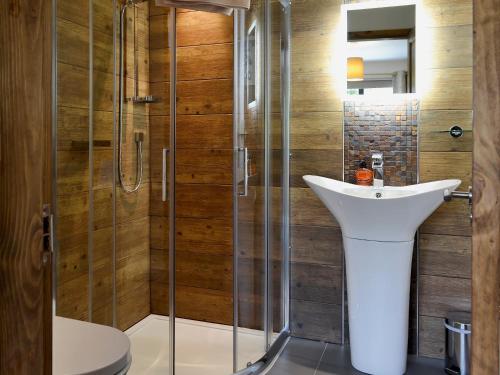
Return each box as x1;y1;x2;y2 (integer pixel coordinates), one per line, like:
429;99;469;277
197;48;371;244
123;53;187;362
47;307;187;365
239;147;249;197
162;148;169;202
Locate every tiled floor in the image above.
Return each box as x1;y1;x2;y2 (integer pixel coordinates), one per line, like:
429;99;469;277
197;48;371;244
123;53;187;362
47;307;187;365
268;338;445;375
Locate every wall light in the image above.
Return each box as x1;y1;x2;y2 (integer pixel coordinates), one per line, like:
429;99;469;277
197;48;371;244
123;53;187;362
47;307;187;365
347;57;364;81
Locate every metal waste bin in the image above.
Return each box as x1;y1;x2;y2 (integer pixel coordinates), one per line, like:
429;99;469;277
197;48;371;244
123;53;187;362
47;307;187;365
444;311;471;375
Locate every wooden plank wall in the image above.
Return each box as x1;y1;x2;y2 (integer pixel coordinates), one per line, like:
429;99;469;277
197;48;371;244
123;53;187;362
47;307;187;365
56;0;151;331
418;0;473;358
0;0;52;372
472;0;500;372
148;3;171;318
115;1;152;332
56;0;91;323
290;0;345;343
149;5;234;325
289;0;474;353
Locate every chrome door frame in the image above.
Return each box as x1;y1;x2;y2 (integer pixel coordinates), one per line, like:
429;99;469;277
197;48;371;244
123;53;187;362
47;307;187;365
232;8;245;374
168;7;177;375
280;0;291;337
264;0;272;351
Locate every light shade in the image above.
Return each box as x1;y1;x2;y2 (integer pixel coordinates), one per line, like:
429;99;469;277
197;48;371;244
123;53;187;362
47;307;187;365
347;57;364;81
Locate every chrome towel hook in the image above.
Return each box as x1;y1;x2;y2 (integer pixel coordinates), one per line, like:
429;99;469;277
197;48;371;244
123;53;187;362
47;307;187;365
444;186;473;221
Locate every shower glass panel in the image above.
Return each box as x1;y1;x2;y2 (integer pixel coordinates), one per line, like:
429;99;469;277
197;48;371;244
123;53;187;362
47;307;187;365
114;0;152;331
55;0;93;322
90;0;118;327
234;0;267;371
234;0;290;371
55;0;120;325
54;0;154;331
54;0;289;373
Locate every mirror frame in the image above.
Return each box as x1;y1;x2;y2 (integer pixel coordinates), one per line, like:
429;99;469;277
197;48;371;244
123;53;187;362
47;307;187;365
340;0;419;99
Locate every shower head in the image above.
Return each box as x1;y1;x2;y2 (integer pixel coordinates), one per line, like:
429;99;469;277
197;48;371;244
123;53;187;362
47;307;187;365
124;0;148;7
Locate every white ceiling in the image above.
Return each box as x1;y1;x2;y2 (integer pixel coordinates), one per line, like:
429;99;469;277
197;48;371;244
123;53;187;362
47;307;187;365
348;39;408;62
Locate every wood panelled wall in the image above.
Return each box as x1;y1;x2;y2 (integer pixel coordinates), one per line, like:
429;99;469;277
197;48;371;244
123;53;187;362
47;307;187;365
289;0;473;355
472;0;500;371
0;0;53;372
174;8;233;324
56;0;151;331
116;1;152;332
417;0;473;358
290;0;345;343
148;3;171;318
56;1;233;331
149;5;234;324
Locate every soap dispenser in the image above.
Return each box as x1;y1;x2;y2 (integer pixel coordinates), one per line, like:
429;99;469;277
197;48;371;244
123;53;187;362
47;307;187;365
355;160;373;186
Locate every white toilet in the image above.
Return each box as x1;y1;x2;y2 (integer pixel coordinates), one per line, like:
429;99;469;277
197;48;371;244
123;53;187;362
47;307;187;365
53;317;132;375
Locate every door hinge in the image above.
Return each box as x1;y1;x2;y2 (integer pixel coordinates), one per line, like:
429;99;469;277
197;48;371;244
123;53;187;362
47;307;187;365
42;204;54;265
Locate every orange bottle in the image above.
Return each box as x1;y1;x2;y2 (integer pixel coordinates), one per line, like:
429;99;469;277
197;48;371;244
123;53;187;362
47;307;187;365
355;160;373;186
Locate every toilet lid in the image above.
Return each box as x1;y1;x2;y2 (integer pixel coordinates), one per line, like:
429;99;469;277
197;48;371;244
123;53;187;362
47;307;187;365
53;317;131;375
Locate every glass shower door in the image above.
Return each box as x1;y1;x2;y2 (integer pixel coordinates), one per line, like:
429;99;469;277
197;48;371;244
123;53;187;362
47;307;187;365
234;1;268;371
234;0;290;371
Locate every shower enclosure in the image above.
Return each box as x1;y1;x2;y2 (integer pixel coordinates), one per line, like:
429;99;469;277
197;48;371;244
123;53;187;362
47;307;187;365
52;0;291;373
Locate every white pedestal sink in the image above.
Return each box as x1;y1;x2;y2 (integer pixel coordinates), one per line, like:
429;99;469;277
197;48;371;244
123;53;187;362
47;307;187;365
303;176;461;375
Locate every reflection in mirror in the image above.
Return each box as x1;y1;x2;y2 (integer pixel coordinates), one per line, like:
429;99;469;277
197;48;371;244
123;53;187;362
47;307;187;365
247;21;257;108
346;3;416;96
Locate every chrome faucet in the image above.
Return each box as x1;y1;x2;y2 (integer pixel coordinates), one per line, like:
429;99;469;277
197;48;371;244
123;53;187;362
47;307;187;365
371;152;384;188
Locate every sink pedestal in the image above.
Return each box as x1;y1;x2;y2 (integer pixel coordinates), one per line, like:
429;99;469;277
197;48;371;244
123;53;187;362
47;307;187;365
344;237;414;375
302;176;462;375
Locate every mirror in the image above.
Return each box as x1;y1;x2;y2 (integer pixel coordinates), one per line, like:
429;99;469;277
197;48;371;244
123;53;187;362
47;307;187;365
345;3;416;96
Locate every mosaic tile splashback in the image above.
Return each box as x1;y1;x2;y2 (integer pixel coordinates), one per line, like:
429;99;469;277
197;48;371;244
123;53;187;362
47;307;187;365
344;98;419;186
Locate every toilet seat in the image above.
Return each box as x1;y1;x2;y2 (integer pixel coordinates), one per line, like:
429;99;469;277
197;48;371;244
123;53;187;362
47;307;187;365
54;317;131;375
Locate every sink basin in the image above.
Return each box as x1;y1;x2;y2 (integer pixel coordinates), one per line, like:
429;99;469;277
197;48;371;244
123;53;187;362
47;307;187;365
303;176;461;375
303;175;461;242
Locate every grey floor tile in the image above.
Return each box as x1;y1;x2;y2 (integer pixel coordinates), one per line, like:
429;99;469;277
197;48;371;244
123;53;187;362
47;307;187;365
267;337;326;375
316;362;363;375
315;344;364;375
267;357;319;375
316;344;446;375
281;337;327;361
317;344;354;367
406;355;445;375
269;340;447;375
